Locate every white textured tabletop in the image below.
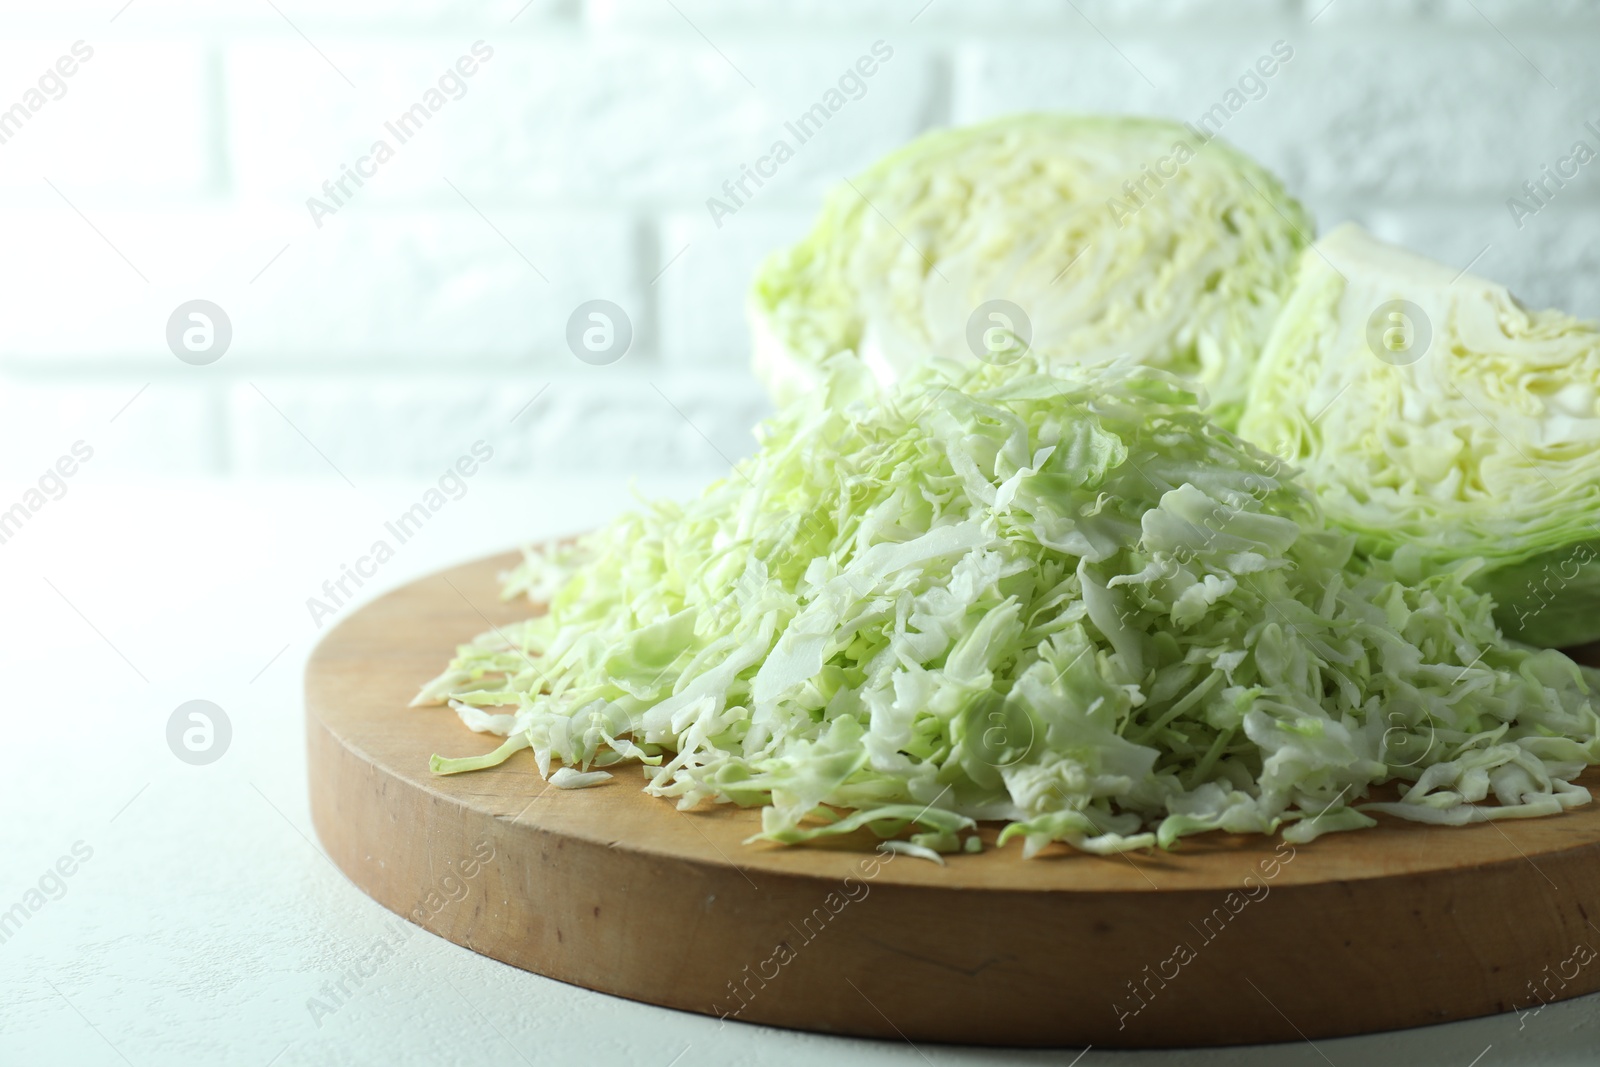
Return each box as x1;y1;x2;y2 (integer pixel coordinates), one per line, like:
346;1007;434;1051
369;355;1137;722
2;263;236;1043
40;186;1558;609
4;479;1599;1067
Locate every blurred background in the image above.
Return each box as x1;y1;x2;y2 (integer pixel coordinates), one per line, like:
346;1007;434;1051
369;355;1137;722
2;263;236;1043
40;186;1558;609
6;2;1600;1065
1;0;1598;487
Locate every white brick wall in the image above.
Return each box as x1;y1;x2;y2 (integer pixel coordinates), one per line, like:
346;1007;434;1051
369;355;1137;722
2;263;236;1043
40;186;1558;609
1;0;1598;482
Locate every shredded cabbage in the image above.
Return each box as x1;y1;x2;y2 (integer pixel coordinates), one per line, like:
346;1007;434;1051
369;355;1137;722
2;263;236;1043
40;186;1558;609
749;113;1312;426
1240;224;1600;648
419;356;1600;855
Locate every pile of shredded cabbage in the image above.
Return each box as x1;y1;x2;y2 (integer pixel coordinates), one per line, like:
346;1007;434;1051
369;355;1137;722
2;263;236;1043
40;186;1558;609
418;357;1600;857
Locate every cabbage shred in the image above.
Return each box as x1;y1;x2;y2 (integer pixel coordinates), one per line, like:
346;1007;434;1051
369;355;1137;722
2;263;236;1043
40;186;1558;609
420;357;1600;855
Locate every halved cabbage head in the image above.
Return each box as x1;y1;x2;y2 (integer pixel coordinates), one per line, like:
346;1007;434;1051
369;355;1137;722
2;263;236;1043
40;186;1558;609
421;354;1600;855
750;113;1313;425
1239;223;1600;647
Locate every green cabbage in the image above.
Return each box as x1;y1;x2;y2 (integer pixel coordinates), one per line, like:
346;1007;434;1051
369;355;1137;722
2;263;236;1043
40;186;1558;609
749;113;1313;426
419;356;1600;855
1239;224;1600;648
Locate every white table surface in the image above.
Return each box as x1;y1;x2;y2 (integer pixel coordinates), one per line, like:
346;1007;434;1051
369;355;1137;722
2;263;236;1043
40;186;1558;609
4;478;1599;1067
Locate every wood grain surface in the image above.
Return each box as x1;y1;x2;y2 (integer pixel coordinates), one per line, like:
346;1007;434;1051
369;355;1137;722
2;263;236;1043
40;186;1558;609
306;551;1600;1048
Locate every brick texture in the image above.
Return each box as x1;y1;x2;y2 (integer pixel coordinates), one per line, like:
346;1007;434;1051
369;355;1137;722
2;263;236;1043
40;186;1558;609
1;0;1597;477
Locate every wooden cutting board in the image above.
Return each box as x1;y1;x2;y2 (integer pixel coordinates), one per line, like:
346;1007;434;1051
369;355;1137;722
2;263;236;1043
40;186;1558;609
306;550;1600;1048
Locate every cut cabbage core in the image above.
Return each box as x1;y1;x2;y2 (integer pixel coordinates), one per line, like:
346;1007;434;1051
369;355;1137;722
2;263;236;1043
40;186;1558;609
750;113;1313;426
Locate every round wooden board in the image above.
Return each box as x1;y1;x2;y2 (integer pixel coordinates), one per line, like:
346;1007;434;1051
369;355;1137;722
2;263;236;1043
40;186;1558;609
307;550;1600;1049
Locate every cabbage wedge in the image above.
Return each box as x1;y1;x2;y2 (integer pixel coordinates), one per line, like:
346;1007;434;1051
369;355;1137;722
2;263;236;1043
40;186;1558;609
1239;224;1600;647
